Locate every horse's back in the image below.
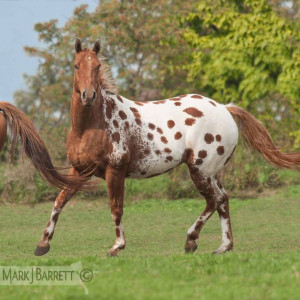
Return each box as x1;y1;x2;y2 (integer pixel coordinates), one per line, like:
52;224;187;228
125;94;238;177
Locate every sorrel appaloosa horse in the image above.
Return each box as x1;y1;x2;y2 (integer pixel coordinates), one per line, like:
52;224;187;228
0;102;88;190
35;39;300;256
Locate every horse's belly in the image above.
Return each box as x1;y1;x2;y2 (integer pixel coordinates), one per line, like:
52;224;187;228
127;151;184;179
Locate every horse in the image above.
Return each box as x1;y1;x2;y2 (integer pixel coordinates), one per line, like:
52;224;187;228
34;39;300;256
0;102;91;190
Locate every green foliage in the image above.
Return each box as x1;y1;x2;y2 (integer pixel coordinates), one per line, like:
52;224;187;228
0;160;58;205
166;165;199;199
0;139;9;162
89;0;194;99
125;174;169;200
6;0;299;203
183;0;300;147
15;1;194;129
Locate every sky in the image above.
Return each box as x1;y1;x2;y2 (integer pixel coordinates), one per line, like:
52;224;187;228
0;0;98;103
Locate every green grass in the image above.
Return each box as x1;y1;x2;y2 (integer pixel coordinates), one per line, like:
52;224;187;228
0;185;299;299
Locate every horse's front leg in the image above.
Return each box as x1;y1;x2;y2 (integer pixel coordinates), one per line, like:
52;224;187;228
106;165;127;257
34;167;80;256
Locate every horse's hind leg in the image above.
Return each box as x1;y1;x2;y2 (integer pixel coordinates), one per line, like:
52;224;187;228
214;176;233;254
34;167;80;256
185;165;228;253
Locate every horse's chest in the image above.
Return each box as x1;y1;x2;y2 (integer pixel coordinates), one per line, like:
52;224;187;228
68;144;94;167
67;130;107;171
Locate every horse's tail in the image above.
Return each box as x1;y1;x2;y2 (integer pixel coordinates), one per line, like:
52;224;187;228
0;102;92;190
226;104;300;170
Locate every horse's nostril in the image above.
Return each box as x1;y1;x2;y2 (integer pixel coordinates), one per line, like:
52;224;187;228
93;91;96;99
82;91;86;99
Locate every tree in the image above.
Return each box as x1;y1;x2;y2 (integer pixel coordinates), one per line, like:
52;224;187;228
183;0;300;148
10;0;299;199
14;1;195;160
88;0;194;99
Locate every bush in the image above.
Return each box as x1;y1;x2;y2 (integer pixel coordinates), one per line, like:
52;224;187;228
0;159;54;205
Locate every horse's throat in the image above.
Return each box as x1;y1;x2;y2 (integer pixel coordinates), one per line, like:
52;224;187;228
71;98;101;136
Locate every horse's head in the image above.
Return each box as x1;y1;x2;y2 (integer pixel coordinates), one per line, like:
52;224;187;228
73;39;101;106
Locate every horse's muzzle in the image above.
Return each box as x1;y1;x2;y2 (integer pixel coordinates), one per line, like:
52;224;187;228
81;89;97;106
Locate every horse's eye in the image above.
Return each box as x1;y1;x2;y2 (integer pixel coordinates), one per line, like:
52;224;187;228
96;64;101;70
74;65;79;70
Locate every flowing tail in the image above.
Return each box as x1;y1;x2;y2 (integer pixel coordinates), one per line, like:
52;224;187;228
226;104;300;170
0;102;92;190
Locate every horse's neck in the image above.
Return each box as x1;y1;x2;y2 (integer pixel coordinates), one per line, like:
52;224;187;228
70;91;103;136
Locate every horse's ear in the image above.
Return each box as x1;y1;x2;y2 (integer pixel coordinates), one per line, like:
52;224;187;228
93;40;101;55
75;39;82;53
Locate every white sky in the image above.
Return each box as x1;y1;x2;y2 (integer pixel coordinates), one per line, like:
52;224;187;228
0;0;98;103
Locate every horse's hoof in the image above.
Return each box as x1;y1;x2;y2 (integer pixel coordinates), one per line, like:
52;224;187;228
213;244;233;255
34;243;50;256
107;250;118;257
185;240;198;254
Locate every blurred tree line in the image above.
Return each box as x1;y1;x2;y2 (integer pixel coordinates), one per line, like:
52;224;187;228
1;0;299;202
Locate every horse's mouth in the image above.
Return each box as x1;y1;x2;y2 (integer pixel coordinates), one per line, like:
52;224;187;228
82;101;94;107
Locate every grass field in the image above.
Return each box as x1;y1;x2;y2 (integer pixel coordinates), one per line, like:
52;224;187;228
0;185;299;299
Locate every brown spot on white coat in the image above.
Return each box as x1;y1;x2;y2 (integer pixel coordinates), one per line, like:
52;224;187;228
147;133;154;140
148;123;156;130
119;110;127;120
135;118;142;126
167;120;175;128
217;146;225;155
198;150;207;159
174;132;182;140
112;132;120;143
161;136;168;144
113;120;119;128
185;118;196;126
204;133;214;144
130;107;138;113
191;95;203;99
195;159;203;165
183;107;204;118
